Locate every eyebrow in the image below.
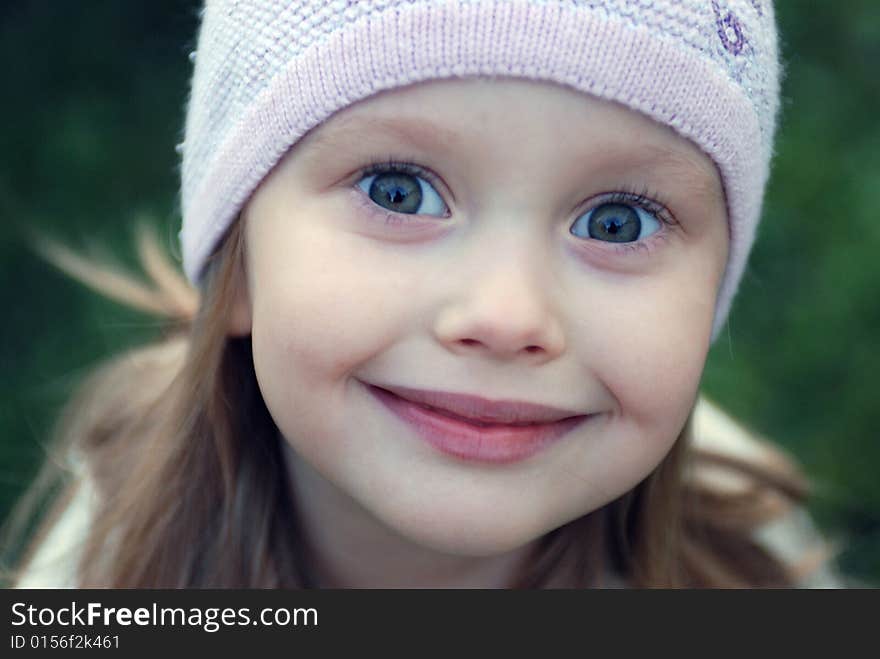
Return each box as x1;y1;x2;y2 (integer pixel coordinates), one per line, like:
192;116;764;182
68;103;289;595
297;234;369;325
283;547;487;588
304;115;724;206
624;143;725;208
304;114;464;157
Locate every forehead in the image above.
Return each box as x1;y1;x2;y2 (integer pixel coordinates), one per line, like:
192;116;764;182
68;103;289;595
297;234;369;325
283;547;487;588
301;77;724;204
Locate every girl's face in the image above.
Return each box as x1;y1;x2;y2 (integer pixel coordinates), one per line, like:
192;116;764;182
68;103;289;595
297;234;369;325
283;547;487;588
235;78;728;557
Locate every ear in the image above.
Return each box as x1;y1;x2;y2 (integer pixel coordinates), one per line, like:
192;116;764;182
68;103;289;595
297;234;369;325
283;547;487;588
226;253;253;337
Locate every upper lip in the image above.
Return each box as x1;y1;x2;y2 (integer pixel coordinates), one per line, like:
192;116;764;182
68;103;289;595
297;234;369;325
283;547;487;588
373;383;585;425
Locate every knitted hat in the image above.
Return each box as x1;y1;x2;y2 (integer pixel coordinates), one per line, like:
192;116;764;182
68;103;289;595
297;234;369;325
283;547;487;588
179;0;781;341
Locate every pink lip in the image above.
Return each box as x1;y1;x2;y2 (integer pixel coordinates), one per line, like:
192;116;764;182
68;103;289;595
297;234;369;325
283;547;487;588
366;384;590;463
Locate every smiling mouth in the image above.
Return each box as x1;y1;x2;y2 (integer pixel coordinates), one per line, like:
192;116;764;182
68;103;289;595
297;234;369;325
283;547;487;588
365;383;591;463
369;383;585;426
403;401;549;428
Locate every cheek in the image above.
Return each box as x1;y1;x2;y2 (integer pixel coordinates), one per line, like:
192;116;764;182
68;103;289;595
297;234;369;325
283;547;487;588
245;222;391;462
248;215;421;389
588;270;716;432
550;272;716;511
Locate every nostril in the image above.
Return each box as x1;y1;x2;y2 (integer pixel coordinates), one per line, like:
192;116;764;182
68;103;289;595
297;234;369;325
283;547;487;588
458;340;543;353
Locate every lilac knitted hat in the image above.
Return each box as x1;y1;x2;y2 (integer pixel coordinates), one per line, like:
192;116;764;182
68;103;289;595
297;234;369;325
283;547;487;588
179;0;781;341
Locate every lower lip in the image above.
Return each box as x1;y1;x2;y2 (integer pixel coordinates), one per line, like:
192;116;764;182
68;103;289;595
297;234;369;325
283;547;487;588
367;385;588;464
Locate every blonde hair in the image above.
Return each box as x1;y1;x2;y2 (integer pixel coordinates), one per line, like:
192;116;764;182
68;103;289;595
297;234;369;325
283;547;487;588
2;219;821;587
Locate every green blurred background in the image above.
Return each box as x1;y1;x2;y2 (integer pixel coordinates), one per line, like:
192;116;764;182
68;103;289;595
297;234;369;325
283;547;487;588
1;2;878;585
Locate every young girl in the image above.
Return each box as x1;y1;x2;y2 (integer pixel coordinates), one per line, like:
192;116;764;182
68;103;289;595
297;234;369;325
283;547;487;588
6;0;838;588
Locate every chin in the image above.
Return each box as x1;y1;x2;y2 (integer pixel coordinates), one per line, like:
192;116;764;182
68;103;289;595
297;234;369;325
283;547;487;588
381;504;558;558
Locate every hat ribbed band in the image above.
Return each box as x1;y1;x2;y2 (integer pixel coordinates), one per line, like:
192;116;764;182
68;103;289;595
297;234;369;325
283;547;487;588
180;0;767;341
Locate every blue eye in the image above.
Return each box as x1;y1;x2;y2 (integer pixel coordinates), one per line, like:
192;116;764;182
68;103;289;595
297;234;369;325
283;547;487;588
357;166;447;217
570;202;662;243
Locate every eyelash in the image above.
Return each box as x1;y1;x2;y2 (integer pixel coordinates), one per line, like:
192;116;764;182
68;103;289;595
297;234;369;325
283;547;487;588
355;158;676;256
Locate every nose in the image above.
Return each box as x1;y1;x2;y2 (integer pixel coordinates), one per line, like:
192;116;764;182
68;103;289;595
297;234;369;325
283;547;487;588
432;245;566;362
